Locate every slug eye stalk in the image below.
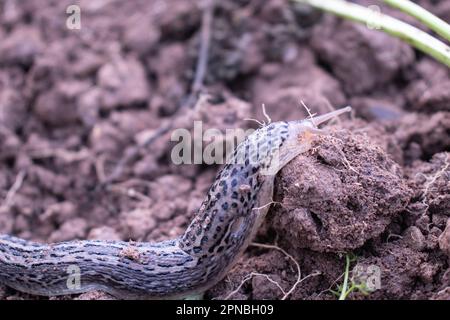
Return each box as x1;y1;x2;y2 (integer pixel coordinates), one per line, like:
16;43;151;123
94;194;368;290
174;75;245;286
307;106;352;128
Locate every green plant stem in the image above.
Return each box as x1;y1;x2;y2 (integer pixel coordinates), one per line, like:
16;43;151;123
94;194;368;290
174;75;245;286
292;0;450;68
383;0;450;42
338;254;351;300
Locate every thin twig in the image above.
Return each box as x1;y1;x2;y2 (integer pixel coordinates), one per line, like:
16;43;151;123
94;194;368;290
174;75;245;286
251;201;281;212
108;185;152;204
261;104;272;125
184;0;216;109
102;124;171;185
420;153;449;206
224;240;321;301
95;154;107;183
103;0;216;185
1;170;26;209
317;272;345;298
251;242;305;300
28;148;90;163
224;272;286;300
300;100;317;126
244;104;273;127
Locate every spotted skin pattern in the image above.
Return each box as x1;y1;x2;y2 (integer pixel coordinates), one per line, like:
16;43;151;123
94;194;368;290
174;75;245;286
0;107;351;299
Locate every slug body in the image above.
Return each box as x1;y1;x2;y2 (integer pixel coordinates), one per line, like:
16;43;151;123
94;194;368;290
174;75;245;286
0;107;351;299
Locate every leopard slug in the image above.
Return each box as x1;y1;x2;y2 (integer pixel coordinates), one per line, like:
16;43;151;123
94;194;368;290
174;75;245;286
0;107;351;299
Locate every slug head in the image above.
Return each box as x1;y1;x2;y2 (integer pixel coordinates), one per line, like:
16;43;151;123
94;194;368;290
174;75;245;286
264;106;352;176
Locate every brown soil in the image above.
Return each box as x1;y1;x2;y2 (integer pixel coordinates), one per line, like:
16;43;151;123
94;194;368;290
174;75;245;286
0;0;449;300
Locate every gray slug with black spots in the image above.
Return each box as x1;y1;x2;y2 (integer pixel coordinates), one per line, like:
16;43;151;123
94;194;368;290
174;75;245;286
0;107;351;299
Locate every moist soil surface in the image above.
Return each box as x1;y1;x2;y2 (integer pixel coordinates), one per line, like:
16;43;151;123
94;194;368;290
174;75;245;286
0;0;449;300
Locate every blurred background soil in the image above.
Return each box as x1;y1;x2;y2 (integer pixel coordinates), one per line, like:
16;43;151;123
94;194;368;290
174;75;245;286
0;0;449;300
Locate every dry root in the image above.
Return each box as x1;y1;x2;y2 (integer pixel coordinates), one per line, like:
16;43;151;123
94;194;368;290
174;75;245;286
224;242;321;300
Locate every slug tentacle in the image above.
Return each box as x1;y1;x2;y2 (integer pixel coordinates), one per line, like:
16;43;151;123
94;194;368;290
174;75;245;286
0;107;351;299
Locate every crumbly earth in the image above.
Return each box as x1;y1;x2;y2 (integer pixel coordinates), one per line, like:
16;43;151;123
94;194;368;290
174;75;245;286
0;0;449;300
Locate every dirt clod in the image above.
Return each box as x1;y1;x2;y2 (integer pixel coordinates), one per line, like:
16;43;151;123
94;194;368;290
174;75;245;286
439;219;450;257
272;130;411;252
